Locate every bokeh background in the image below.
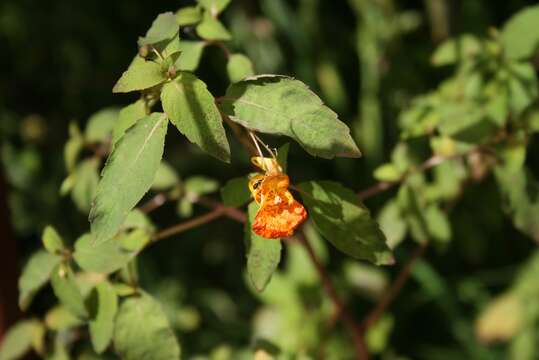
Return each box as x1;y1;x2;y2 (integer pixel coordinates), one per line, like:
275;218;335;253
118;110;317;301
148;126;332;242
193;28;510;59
1;0;539;359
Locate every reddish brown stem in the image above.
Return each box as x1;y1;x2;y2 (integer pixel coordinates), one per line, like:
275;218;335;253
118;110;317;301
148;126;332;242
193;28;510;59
297;232;369;360
359;241;429;333
153;208;226;241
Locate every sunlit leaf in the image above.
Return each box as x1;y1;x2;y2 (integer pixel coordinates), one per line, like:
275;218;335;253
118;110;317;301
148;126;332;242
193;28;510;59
196;13;231;41
42;226;65;255
161;72;230;162
175;6;203;26
227;54;254;83
45;305;83;331
245;203;282;291
501;5;539;60
113;293;181;360
198;0;231;16
185;176;219;195
138;12;179;47
175;41;205;71
73;232;146;274
0;320;43;360
431;34;481;66
298;181;393;264
112;99;147;145
221;75;361;159
89;113;168;244
112;56;167;93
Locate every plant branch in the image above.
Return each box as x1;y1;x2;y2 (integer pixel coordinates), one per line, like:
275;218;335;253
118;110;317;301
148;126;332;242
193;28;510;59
140;193;169;213
196;195;247;223
153;208;226;241
297;232;369;360
359;241;429;333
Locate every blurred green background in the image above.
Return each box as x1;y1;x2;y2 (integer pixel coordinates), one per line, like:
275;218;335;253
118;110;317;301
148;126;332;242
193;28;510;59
1;0;539;359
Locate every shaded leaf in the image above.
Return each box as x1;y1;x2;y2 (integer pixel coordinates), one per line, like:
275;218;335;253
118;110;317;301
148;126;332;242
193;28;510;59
221;176;250;207
431;34;481;66
245;203;282;291
88;282;118;353
185;176;219;195
373;163;402;182
89;113;168;244
51;265;88;318
227;54;254;83
161;72;230;162
64;122;83;172
85;108;119;143
42;226;65;255
151;161;179;190
72;158;99;213
298;181;393;265
377;200;407;249
113;56;166;93
45;305;84;331
112;99;147;145
18;250;61;310
221;75;361;159
138;12;178;47
113;293;181;360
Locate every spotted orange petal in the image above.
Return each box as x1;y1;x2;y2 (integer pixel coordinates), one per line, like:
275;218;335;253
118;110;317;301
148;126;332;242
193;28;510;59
252;199;307;239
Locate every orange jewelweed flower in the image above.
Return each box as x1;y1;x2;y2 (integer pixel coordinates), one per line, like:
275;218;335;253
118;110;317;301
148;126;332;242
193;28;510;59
248;157;307;239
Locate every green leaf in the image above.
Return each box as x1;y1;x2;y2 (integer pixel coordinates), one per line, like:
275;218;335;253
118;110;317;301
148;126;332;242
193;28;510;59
298;181;393;265
176;198;193;218
85;107;119;143
45;305;84;330
507;62;538;117
175;6;203;26
73;233;145;274
113;293;181;360
495;165;539;241
72;158;99;213
138;12;179;47
245;203;282;291
185;176;219;195
175;41;205;71
431;34;481;66
89;113;168;244
51;265;88;318
196;13;231;41
424;205;451;246
221;75;361;159
161;72;230;162
227;54;254;83
152;161;179;190
0;320;42;360
220;176;250;207
112;99;147;145
64;122;83;172
377;200;407;249
198;0;231;16
42;226;65;255
123;209;156;232
88;282;118;354
373;163;402;182
18;250;61;310
112;56;167;93
276;143;290;172
119;229;151;252
501;5;539;60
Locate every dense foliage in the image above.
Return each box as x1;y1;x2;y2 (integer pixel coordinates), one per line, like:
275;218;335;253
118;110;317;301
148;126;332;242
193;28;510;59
1;1;539;359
